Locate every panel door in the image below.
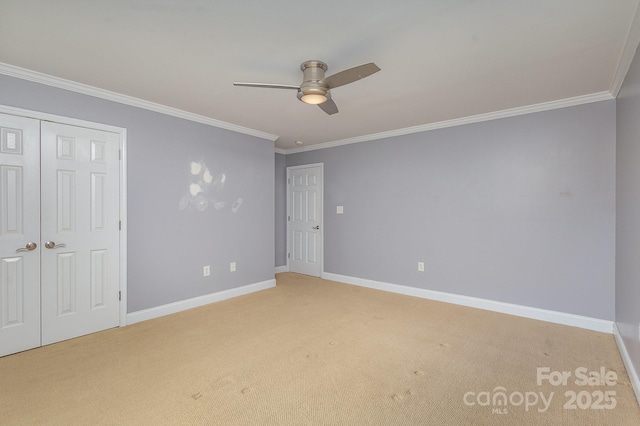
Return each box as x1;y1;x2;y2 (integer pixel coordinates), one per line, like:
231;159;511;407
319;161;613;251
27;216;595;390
289;165;322;277
40;122;120;345
0;114;41;357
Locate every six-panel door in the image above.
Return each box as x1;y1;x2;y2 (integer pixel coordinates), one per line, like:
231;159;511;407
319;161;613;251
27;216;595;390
40;121;120;345
0;114;41;357
289;165;322;277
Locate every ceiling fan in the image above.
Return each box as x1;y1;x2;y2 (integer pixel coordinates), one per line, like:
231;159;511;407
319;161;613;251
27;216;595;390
233;60;381;115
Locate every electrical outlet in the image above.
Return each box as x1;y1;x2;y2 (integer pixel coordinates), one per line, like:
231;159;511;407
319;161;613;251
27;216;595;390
230;262;236;272
203;265;210;277
418;262;425;272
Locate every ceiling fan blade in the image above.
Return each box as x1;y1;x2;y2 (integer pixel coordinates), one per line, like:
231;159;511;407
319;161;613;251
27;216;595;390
318;98;339;115
233;82;300;90
323;62;381;89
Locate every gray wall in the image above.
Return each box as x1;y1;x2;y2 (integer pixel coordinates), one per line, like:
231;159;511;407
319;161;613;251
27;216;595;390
286;101;616;320
616;48;640;378
0;74;275;313
275;153;287;267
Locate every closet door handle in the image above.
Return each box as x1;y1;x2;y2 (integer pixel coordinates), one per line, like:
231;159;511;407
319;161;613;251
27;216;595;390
16;242;37;252
44;241;66;249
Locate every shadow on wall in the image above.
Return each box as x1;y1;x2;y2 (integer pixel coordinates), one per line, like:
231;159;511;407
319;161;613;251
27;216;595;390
178;159;243;213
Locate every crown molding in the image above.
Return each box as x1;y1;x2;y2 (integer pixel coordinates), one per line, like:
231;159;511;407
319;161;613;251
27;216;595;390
0;62;279;142
0;62;617;153
610;0;640;97
283;91;615;154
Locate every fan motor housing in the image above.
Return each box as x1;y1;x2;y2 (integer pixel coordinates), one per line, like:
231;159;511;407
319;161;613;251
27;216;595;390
298;60;329;102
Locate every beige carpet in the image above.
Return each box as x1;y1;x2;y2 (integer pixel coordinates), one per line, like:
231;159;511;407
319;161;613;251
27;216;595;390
1;272;638;425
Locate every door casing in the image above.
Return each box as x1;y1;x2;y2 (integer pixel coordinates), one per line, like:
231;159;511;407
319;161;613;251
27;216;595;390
0;104;128;328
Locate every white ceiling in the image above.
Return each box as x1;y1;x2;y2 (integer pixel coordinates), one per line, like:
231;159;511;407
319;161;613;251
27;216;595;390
1;1;639;150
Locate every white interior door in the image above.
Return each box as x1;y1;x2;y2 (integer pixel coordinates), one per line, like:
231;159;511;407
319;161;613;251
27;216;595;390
0;115;41;357
40;122;120;345
288;164;323;277
0;113;120;357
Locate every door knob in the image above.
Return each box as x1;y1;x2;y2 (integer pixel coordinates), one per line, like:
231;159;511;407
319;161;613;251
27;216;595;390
16;242;37;252
44;241;67;249
312;225;320;230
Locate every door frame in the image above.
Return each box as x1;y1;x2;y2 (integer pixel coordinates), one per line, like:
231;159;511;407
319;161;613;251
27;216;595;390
286;163;324;277
0;104;128;327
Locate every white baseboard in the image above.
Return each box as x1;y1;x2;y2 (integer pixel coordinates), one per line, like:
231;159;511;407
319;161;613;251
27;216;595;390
126;279;276;325
275;265;288;274
321;273;614;334
614;323;640;407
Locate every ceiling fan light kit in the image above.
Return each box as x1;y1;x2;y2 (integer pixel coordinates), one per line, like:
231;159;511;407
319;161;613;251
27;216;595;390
299;93;327;104
233;59;380;115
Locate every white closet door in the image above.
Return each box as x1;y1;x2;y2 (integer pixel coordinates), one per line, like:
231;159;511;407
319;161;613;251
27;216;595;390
0;114;41;357
40;122;120;345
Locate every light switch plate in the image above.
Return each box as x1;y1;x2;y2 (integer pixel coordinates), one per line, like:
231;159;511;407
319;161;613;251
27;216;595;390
337;206;344;214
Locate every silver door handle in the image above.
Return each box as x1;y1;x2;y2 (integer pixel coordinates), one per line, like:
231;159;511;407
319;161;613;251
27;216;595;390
44;241;66;249
312;226;320;230
16;242;37;252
